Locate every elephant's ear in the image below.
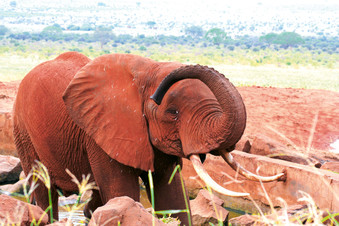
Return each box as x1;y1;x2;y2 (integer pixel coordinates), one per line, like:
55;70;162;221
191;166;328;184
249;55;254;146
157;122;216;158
63;55;154;171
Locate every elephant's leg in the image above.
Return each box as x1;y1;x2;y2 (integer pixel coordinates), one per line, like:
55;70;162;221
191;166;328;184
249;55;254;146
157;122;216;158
141;151;191;225
33;183;59;222
13;126;37;179
86;140;140;205
14;127;61;222
84;189;103;219
14;126;59;221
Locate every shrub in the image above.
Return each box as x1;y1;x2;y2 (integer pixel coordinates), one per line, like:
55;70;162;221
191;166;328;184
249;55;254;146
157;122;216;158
0;25;10;36
204;28;228;45
260;32;304;47
139;46;147;51
185;25;204;39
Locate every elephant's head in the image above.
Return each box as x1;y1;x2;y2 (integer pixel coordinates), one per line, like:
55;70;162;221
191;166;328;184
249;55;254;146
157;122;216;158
63;54;284;197
147;64;246;158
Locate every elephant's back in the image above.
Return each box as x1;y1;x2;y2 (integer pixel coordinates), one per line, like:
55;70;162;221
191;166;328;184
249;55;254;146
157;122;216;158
19;52;90;96
14;52;91;134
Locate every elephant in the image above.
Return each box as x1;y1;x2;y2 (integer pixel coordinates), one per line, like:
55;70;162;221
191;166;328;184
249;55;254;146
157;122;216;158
13;52;284;224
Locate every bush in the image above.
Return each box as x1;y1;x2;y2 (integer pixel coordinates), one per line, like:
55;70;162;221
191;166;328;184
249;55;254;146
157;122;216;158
185;26;204;39
10;1;17;7
260;32;304;47
67;25;80;31
205;28;228;45
275;32;304;47
0;25;10;36
93;27;115;47
260;33;278;43
139;46;147;51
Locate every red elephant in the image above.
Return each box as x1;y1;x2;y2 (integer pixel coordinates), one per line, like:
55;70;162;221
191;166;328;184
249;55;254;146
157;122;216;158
13;52;283;224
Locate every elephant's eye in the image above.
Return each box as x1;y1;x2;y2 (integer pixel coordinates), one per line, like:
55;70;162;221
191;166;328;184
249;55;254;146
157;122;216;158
166;107;179;120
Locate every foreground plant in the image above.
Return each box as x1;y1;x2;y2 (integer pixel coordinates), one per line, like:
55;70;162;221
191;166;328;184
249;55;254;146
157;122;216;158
148;166;190;226
19;161;97;225
31;161;54;223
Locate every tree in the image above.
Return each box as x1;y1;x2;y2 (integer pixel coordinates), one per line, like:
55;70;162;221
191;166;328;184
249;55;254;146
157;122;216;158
274;32;304;47
146;21;156;29
185;26;204;39
93;26;115;48
80;23;94;31
260;32;304;47
204;28;228;45
259;33;278;43
42;24;63;34
97;2;106;7
0;25;9;36
10;1;17;7
40;24;63;41
67;25;80;31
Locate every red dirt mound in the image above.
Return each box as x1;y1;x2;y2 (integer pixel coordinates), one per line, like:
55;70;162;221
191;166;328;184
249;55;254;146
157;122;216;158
238;86;339;152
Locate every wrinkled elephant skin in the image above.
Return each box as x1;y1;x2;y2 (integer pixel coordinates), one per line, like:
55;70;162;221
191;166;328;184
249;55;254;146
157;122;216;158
13;52;261;224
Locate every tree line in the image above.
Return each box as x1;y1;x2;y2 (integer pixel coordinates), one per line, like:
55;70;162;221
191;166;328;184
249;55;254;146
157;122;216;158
0;24;337;53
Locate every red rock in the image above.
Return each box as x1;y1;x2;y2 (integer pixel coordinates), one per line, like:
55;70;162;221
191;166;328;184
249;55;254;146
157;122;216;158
250;135;321;167
0;155;22;184
250;135;292;156
0;81;20;157
321;161;339;173
190;189;228;225
20;170;26;180
0;179;25;194
0;112;17;156
235;136;251;153
229;214;262;226
88;196;171;226
0;194;48;225
182;151;339;214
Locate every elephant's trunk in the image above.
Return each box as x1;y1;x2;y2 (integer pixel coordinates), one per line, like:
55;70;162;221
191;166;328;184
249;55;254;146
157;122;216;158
151;65;285;197
151;64;246;150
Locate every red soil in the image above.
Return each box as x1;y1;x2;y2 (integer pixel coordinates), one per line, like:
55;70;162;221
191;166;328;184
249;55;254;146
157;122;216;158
238;86;339;152
1;81;338;154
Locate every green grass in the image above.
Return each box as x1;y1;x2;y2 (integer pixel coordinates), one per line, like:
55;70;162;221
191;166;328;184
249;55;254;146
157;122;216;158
0;53;43;81
0;39;338;92
214;65;339;92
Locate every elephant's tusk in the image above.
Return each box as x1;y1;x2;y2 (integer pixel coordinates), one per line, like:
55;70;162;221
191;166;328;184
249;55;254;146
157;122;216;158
189;155;249;197
221;150;285;182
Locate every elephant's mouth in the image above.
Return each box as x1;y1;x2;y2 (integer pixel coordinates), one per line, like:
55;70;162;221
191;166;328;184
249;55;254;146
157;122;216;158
189;150;285;197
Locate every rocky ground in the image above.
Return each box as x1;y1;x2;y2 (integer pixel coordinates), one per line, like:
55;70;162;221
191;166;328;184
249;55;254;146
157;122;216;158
0;80;338;225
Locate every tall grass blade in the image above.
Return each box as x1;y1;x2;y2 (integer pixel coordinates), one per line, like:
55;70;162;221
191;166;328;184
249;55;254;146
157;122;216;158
168;165;192;226
32;161;54;223
148;170;156;226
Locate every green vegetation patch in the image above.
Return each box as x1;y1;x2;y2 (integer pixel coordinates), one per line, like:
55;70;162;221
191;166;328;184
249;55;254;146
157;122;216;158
0;37;338;92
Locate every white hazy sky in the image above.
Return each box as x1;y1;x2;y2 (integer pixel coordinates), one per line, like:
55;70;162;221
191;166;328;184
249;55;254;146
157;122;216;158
2;0;339;6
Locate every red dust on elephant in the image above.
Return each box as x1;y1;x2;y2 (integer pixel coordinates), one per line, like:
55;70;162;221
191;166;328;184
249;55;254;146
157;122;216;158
13;52;284;224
